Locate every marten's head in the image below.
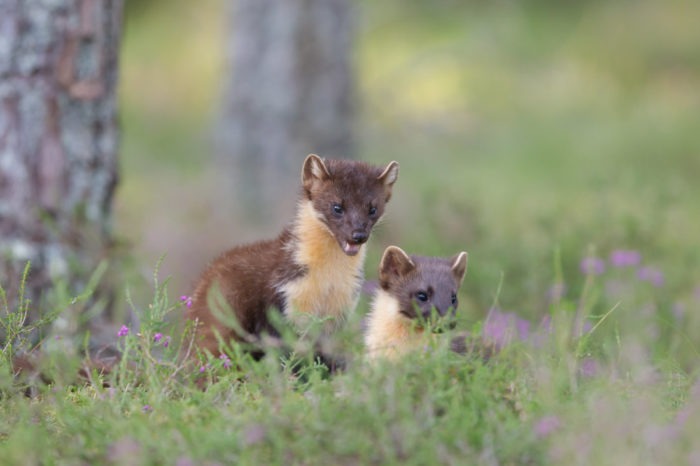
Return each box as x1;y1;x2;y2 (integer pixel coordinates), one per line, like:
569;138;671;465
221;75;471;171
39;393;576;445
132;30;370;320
302;154;399;256
378;246;468;328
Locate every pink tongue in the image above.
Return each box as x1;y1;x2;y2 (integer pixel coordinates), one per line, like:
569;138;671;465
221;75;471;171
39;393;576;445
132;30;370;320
343;242;361;256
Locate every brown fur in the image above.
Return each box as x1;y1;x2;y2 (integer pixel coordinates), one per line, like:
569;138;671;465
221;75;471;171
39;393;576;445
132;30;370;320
186;155;399;358
365;246;468;361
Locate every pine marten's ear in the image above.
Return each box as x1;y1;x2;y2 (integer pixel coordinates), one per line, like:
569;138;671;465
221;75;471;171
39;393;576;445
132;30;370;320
377;161;399;201
451;251;468;285
302;154;331;189
379;245;415;289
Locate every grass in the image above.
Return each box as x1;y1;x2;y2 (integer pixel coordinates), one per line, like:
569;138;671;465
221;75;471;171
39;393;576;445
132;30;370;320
2;0;700;464
0;259;696;464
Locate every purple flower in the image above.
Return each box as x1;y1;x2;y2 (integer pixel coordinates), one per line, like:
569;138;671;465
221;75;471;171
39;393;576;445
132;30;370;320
163;336;171;348
180;295;193;308
153;333;163;343
579;357;598;378
482;310;513;348
581;320;593;334
142;405;152;413
609;249;641;268
482;309;532;348
199;364;208;373
175;458;197;466
637;266;664;287
117;325;129;337
534;415;561;438
220;354;232;369
515;318;530;341
580;257;605;275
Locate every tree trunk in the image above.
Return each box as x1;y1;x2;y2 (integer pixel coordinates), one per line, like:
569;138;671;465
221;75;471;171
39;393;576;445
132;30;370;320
0;0;122;350
220;0;355;218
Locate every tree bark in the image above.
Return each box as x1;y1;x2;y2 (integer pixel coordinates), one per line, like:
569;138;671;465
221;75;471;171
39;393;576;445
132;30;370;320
0;0;122;348
220;0;355;217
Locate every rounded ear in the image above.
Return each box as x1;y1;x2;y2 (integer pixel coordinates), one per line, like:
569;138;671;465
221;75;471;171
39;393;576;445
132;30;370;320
451;251;468;285
377;161;399;187
302;154;331;187
379;245;415;289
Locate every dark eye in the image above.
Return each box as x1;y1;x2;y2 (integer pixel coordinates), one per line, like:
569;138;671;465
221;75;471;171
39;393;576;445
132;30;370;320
368;206;377;216
451;293;458;306
416;291;428;302
332;204;344;215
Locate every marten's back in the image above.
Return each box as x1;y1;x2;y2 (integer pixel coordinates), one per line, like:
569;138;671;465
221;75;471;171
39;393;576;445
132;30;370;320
186;229;303;354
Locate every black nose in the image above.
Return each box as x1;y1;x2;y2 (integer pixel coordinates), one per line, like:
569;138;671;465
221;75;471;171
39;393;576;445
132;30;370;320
351;231;368;244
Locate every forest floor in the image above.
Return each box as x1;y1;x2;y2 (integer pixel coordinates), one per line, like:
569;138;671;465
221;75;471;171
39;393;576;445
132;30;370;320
2;0;700;464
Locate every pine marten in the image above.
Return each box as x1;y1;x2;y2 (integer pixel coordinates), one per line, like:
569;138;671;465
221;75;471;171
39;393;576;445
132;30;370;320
365;246;468;361
186;154;399;359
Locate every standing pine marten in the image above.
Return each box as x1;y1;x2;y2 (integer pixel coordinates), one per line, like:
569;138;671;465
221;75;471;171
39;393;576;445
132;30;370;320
365;246;468;361
186;154;399;359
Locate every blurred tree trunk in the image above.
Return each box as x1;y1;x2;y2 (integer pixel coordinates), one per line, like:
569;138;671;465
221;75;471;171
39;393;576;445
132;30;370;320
220;0;355;217
0;0;122;350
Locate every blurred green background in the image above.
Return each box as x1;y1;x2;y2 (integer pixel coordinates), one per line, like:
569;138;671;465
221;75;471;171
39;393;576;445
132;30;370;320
117;0;700;334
